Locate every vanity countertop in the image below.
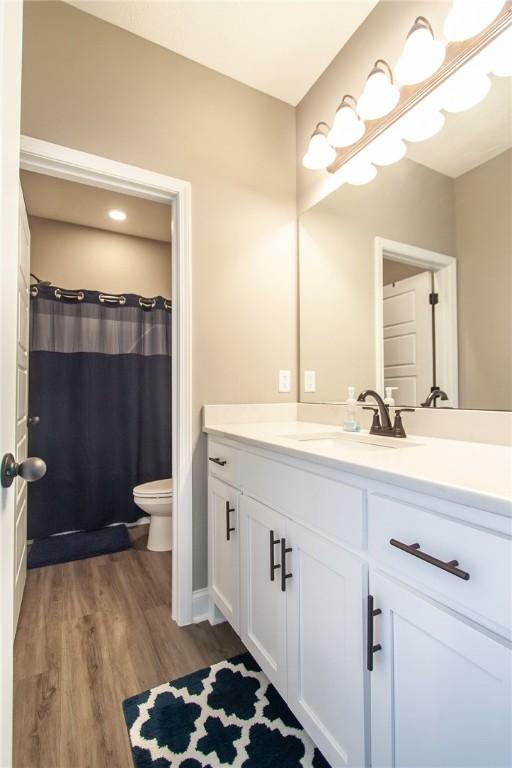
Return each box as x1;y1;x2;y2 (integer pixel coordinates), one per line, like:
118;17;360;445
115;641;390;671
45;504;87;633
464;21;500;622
204;420;512;516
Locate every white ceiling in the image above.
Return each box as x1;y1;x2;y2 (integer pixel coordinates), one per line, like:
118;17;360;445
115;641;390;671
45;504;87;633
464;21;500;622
21;171;172;242
408;75;512;178
64;0;378;105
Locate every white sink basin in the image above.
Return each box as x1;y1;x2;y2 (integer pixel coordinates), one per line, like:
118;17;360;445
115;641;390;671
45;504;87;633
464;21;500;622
282;431;420;450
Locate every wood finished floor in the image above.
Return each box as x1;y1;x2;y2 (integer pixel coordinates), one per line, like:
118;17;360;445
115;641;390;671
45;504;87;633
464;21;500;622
13;526;245;768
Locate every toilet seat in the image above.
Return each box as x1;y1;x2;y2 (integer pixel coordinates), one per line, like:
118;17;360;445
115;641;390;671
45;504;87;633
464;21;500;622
133;478;173;498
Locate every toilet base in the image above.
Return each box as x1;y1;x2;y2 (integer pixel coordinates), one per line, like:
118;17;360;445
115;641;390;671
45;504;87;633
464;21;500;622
147;515;173;552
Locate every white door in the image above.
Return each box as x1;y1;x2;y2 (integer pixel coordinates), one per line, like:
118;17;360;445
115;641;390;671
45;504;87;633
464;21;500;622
240;495;287;696
286;519;367;768
0;3;23;764
13;189;31;630
370;571;512;768
383;270;433;406
208;476;240;632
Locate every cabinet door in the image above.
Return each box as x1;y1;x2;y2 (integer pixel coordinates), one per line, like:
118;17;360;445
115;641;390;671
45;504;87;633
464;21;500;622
208;477;240;632
286;520;367;768
370;571;512;768
240;495;287;696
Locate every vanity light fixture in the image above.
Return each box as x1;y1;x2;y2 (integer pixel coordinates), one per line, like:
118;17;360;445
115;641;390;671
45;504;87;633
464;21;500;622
396;17;445;85
396;100;445;143
369;132;407;166
327;95;366;148
302;122;336;170
484;25;512;77
437;63;491;113
357;59;400;121
108;209;127;221
342;155;378;185
444;0;506;42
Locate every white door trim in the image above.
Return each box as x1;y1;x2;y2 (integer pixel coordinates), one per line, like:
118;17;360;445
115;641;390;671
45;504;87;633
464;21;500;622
20;136;194;626
374;236;459;407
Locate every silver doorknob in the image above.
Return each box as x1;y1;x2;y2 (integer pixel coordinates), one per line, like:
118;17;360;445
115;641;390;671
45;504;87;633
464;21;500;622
1;453;47;488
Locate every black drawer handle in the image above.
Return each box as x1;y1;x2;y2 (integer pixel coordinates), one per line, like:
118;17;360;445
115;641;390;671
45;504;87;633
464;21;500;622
280;537;292;592
209;457;227;467
225;501;235;541
390;539;470;581
269;530;281;581
367;594;382;671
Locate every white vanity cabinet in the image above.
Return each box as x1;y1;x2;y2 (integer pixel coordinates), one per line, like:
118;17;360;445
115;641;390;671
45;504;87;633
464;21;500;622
206;432;512;768
207;475;240;632
369;570;512;768
239;495;287;693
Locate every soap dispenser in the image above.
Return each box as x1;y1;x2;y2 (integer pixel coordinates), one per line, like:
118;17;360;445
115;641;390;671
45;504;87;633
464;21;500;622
343;386;361;432
384;387;398;407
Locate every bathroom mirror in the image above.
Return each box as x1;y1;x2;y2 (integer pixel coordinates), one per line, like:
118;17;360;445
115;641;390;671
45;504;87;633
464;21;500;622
299;74;512;411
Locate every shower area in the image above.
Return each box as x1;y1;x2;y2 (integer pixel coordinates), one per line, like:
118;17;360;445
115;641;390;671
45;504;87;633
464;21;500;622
22;170;173;565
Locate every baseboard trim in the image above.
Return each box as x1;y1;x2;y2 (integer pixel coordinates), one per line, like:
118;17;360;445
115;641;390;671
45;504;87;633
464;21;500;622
192;588;226;625
192;588;209;623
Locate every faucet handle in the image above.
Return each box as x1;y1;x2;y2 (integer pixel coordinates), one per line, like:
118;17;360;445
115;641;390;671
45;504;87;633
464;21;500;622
392;408;414;438
363;406;381;430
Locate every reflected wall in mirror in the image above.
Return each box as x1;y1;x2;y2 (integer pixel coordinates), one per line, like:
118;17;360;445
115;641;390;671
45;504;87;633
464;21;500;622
299;76;512;411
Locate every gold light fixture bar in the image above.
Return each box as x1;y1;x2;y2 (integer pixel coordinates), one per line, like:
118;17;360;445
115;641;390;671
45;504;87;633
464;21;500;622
327;1;512;174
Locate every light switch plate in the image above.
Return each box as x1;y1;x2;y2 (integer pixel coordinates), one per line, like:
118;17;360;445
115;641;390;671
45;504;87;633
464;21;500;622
278;369;291;393
304;370;316;393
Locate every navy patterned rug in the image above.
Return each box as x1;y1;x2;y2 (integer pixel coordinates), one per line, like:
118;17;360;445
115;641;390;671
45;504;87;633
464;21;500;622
123;652;331;767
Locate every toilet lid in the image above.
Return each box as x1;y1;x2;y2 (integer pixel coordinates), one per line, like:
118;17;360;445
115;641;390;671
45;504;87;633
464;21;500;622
133;478;173;498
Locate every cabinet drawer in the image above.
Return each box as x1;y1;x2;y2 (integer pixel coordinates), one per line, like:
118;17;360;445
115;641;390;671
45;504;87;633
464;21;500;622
207;438;240;487
241;451;365;549
368;493;512;635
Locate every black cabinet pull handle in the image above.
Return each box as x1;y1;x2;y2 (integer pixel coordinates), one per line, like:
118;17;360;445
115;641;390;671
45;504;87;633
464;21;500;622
390;539;470;581
367;594;382;671
209;457;227;467
269;530;281;581
225;501;235;541
280;537;292;592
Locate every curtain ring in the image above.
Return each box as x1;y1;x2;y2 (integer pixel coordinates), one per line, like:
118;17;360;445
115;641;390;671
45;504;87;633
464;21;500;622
99;293;126;305
55;288;85;301
139;297;156;309
30;286;39;297
164;299;172;310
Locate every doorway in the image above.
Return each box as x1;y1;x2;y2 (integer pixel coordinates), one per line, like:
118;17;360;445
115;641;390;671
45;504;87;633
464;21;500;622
374;236;459;408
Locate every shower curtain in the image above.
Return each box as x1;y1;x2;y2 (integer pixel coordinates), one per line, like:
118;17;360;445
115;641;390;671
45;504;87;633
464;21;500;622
27;285;172;540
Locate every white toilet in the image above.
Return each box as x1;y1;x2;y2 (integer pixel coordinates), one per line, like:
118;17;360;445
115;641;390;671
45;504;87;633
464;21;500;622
133;478;173;551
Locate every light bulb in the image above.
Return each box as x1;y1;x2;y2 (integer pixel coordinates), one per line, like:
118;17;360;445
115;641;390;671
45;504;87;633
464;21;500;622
444;0;506;42
486;27;512;77
108;209;127;221
327;95;366;148
369;132;407;166
437;66;491;113
302;123;336;170
342;156;378;185
396;104;445;142
357;60;400;121
396;17;445;85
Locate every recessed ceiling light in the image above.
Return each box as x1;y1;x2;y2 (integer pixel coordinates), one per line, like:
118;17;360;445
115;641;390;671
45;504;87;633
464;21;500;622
108;209;127;221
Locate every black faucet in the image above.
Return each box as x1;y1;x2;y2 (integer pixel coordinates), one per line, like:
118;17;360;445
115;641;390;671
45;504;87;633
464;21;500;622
357;389;413;438
421;387;449;407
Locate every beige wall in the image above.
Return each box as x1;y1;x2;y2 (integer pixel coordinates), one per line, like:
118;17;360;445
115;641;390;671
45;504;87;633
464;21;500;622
455;149;512;411
296;1;450;213
300;158;455;402
22;1;297;589
29;216;171;297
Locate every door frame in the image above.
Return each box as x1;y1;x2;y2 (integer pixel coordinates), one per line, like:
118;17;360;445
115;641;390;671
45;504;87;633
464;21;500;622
374;236;459;407
19;136;194;627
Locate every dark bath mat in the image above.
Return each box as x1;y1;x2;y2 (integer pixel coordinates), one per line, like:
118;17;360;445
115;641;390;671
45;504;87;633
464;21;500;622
123;652;331;767
27;524;131;568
